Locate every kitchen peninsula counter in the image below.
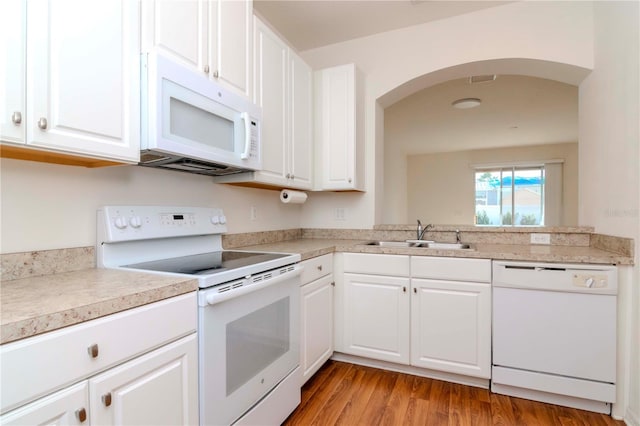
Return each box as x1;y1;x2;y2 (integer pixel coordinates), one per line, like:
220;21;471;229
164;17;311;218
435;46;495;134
1;269;197;344
1;233;632;344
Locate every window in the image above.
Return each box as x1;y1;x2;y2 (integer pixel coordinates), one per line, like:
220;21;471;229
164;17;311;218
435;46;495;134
474;166;545;226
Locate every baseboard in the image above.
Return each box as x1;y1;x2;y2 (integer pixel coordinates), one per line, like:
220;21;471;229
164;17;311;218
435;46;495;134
625;407;640;426
330;352;490;389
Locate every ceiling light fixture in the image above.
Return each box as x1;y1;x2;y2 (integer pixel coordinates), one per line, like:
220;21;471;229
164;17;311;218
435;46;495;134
452;98;482;109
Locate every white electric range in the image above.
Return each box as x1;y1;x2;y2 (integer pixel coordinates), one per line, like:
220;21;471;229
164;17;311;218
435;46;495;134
97;205;302;426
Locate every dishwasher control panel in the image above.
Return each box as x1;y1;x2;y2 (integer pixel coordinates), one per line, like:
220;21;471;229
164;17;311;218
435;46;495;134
492;261;617;295
572;273;609;289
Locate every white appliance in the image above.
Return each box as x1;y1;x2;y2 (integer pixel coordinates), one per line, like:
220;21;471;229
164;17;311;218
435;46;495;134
139;53;262;176
97;206;302;426
491;260;617;414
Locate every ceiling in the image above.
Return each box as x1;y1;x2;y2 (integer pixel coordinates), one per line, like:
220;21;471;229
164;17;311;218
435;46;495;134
253;0;510;51
385;75;578;154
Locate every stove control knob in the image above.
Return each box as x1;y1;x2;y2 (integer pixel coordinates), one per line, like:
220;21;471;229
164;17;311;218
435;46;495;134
129;216;142;228
211;216;220;225
219;215;227;225
114;216;128;229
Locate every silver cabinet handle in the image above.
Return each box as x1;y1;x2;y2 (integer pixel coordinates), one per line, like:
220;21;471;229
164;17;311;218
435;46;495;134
286;173;291;179
331;281;335;286
403;286;407;293
348;178;352;183
414;288;417;294
37;117;47;130
102;392;112;407
75;408;87;422
204;65;210;73
11;111;22;125
213;69;219;78
87;344;99;358
317;265;323;271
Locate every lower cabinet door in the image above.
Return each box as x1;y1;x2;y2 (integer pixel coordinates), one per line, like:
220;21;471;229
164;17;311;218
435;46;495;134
0;382;89;426
343;273;410;364
410;278;491;378
300;275;334;384
89;334;198;426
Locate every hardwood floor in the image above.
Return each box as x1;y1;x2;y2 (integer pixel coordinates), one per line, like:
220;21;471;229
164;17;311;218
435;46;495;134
283;361;624;426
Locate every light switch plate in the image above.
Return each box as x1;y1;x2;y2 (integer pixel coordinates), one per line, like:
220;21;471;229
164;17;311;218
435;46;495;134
530;233;551;244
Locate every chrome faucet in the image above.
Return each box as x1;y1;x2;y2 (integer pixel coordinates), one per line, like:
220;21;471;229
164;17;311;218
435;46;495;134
416;220;433;240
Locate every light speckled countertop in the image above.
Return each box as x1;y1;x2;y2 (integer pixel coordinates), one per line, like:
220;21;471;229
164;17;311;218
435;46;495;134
1;237;631;345
1;269;197;344
236;238;633;265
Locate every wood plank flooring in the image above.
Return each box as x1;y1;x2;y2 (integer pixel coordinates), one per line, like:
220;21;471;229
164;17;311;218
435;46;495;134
283;361;624;426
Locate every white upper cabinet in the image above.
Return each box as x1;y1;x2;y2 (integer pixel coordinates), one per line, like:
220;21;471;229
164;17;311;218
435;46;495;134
289;53;313;189
141;0;252;98
314;64;365;191
0;0;26;145
211;0;252;97
214;16;313;190
1;0;140;164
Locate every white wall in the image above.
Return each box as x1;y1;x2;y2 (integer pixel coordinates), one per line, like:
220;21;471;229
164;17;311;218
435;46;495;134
300;1;594;228
578;1;639;423
0;159;303;253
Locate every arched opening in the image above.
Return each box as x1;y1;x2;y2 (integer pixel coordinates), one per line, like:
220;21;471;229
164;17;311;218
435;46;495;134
376;58;591;225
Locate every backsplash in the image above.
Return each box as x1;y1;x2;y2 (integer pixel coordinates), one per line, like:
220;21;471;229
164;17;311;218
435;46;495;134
1;247;95;281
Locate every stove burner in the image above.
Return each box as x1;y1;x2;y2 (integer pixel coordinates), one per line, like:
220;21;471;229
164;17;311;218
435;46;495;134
123;251;289;275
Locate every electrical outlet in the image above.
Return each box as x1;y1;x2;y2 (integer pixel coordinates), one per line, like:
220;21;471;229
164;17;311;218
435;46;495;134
334;208;346;221
250;206;257;221
530;233;551;244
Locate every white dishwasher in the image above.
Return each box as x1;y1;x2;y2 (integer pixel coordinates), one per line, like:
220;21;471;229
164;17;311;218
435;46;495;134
491;260;617;414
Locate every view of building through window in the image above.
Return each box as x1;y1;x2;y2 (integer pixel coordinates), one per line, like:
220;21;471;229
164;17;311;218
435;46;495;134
475;166;545;226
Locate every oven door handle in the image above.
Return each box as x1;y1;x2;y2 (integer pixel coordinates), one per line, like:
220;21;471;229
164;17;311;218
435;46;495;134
204;265;302;306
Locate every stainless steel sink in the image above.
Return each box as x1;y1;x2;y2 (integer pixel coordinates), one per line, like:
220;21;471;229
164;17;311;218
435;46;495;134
364;241;416;247
424;242;473;250
363;241;473;250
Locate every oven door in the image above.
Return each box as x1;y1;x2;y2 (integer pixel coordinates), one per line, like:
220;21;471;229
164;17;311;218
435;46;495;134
198;268;300;426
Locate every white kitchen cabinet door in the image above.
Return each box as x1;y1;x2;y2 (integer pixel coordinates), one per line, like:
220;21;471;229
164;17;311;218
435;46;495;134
210;0;252;97
141;0;207;73
343;273;410;364
300;275;334;384
142;0;251;98
26;0;139;162
410;278;491;378
288;52;313;190
0;0;26;144
315;64;364;191
89;334;198;426
0;382;89;426
253;17;289;187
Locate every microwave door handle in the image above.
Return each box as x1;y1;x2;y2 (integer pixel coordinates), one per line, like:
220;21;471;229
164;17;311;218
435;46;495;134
240;112;251;160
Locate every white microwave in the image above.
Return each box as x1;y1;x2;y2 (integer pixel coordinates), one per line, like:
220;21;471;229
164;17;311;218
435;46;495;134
139;53;262;176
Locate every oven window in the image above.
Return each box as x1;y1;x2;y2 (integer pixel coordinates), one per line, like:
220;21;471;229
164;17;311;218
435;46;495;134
226;297;290;396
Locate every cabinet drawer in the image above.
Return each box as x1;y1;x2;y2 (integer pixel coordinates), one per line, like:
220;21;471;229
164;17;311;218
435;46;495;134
300;254;333;285
343;253;409;277
0;292;196;414
411;257;491;282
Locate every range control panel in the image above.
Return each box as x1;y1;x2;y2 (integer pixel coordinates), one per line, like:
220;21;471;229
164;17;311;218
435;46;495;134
98;206;227;243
